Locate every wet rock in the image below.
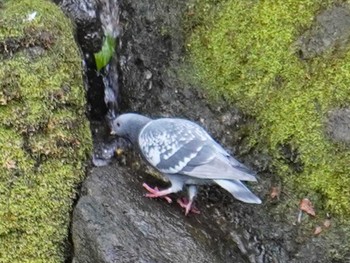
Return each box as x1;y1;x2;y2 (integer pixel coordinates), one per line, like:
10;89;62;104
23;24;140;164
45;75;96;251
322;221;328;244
117;0;248;148
57;0;102;52
297;4;350;59
72;163;246;263
59;0;120;118
325;108;350;145
90;120;129;167
90;120;117;166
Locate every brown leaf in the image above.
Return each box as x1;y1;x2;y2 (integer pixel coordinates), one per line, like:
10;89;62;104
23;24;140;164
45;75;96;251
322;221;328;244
314;226;322;235
4;159;16;170
270;186;280;199
323;219;331;228
299;198;316;216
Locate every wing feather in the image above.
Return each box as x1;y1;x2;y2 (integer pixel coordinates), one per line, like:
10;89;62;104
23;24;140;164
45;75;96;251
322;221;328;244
139;118;257;182
139;119;203;168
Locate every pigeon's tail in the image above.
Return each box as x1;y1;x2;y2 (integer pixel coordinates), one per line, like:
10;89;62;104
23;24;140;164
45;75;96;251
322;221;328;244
214;179;262;204
227;156;258;182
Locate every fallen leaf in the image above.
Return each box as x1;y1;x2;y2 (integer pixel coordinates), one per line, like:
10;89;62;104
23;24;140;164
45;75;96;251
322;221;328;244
115;148;124;156
323;219;331;228
25;11;37;22
270;186;280;199
4;159;16;170
314;226;322;235
94;34;116;71
299;198;316;216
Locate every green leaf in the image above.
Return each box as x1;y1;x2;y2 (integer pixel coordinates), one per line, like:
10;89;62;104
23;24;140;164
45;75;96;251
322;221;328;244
94;34;116;71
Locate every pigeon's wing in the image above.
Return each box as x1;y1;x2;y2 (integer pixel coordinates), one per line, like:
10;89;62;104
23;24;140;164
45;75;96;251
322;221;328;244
139;118;257;182
138;118;208;172
179;141;257;182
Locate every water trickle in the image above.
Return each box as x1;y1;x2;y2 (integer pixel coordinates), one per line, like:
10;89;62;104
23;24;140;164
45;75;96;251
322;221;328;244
59;0;124;165
97;0;121;121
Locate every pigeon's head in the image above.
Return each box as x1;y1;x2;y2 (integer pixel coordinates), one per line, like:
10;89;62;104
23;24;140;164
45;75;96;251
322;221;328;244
111;113;151;144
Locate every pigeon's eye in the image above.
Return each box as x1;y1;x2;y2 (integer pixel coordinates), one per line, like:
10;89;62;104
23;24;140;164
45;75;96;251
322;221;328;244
116;122;120;127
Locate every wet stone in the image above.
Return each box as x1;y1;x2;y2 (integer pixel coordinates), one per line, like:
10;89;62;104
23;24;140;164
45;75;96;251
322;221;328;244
71;163;243;263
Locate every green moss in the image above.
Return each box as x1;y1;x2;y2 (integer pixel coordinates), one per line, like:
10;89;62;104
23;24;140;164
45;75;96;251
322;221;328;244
186;0;350;217
0;0;92;262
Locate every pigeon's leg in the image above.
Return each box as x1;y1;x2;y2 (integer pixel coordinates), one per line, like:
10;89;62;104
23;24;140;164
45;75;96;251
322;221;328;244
142;179;183;204
142;183;173;203
177;185;200;215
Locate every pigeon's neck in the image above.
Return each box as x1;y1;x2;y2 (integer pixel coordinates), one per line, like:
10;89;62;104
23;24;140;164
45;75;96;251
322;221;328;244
128;116;151;145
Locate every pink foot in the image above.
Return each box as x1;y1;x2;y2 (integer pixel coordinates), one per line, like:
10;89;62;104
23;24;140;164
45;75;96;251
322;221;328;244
177;197;200;216
142;183;172;203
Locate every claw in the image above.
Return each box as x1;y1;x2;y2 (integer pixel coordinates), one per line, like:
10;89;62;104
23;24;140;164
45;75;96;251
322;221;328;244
177;197;200;215
142;183;172;203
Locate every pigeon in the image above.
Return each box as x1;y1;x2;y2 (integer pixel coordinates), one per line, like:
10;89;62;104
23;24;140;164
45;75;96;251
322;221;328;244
111;113;262;215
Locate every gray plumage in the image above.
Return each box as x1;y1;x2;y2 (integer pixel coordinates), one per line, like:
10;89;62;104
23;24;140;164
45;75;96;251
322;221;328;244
111;113;261;212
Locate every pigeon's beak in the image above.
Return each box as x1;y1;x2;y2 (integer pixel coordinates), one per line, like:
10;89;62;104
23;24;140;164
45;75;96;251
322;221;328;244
110;130;116;135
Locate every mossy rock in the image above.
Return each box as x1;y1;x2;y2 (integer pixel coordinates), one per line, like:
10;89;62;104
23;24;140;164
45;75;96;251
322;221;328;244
186;0;350;217
0;0;92;262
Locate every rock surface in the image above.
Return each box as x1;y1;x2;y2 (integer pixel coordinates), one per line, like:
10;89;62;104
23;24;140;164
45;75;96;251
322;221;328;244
72;162;248;263
297;4;350;59
325;108;350;145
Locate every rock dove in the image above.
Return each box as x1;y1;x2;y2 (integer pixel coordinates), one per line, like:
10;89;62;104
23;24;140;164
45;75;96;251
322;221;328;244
111;113;262;215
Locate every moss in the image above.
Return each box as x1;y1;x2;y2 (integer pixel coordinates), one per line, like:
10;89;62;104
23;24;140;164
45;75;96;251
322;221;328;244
186;0;350;217
0;0;91;262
